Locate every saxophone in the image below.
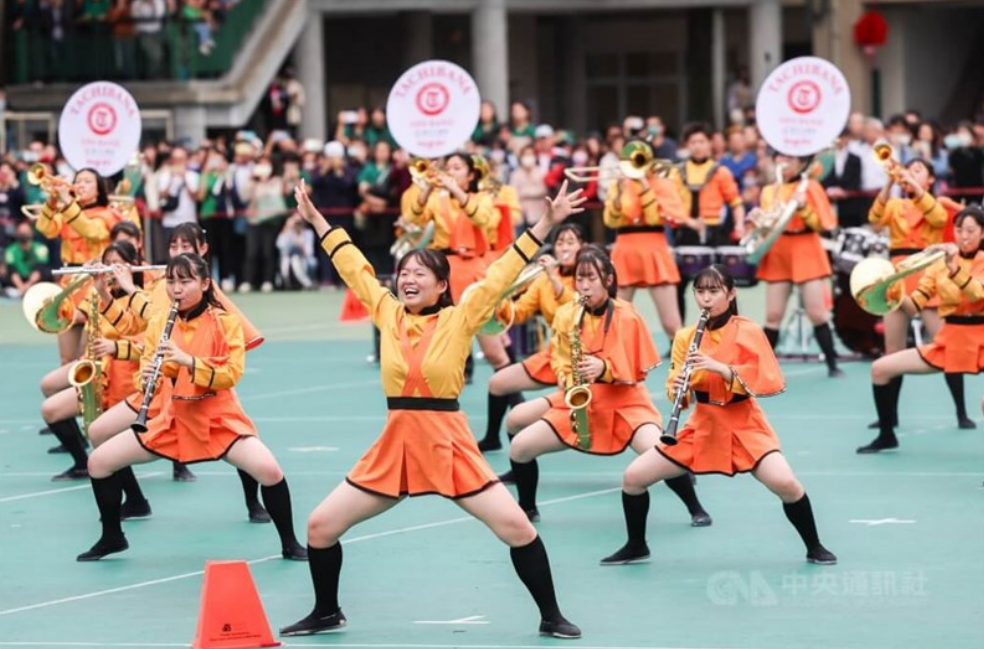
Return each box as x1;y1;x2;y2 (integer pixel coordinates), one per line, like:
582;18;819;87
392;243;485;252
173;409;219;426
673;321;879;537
67;289;104;436
564;295;593;450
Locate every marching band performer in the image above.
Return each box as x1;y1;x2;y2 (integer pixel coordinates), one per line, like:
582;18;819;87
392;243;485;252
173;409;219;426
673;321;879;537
86;224;270;519
601;265;837;566
755;152;843;377
76;252;307;562
475;154;522;260
280;180;584;639
603;140;686;347
35;168;122;364
506;245;711;525
404;152;512;381
867;159;974;429
476;223;583;453
858;206;984;453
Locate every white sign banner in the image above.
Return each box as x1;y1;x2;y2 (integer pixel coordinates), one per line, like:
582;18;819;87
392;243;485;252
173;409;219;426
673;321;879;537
755;57;850;157
58;81;142;176
386;60;480;158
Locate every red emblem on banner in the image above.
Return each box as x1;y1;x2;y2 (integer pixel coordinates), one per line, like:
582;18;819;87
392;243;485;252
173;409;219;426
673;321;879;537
87;103;118;136
788;81;822;115
416;83;450;117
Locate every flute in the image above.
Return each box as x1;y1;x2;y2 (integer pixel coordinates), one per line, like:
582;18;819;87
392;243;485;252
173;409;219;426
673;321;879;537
660;309;710;446
132;302;179;433
52;265;167;277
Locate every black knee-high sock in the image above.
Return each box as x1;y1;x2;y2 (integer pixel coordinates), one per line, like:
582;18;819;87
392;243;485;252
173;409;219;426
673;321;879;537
484;393;511;442
91;474;124;540
782;493;823;552
507;391;525;407
764;327;780;349
308;542;342;614
260;478;300;548
505;345;519;365
510;536;561;621
872;383;899;442
48;418;88;469
813;323;839;371
373;325;381;360
622;490;650;544
512;459;539;511
118;466;147;504
887;376;903;426
676;281;688;323
663;474;705;515
944;373;968;420
238;469;262;509
464;353;474;379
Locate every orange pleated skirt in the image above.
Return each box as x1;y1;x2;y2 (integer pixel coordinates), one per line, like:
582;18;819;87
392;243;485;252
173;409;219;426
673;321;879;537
657;398;781;476
756;232;831;284
917;320;984;374
611;231;680;287
522;350;557;386
103;357;138;410
448;254;489;304
347;408;498;499
136;392;256;463
542;383;659;455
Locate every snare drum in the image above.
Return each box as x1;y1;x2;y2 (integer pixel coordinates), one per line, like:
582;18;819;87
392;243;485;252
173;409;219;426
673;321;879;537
834;227;880;275
675;246;715;277
716;246;759;287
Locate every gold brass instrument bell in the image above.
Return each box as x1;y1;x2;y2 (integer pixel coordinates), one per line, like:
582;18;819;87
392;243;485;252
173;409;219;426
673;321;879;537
27;163;73;195
409;158;441;189
390;221;435;262
565;141;672;183
850;248;945;316
21;274;91;333
462;260;557;335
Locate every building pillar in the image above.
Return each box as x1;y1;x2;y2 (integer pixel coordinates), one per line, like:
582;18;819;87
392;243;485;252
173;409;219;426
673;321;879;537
811;0;870;115
748;0;782;92
471;0;509;117
295;11;326;143
404;11;433;65
174;105;206;144
712;8;726;129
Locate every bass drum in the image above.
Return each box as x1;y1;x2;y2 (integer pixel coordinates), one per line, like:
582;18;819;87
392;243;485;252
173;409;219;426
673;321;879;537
833;272;883;358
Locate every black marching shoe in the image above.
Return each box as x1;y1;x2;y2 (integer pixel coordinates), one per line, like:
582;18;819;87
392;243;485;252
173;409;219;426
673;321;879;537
599;541;651;565
120;499;152;520
280;609;347;636
957;416;977;430
47;444;68;454
828;368;846;378
806;545;838;565
477;437;503;452
39;426;52;436
856;436;899;454
77;535;129;561
282;542;309;561
248;503;272;523
539;615;582;639
172;464;197;482
690;510;713;527
497;469;515;484
52;466;89;481
523;507;540;523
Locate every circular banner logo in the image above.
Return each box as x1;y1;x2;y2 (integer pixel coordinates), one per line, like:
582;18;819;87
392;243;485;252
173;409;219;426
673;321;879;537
755;57;850;156
386;60;480;158
59;81;142;176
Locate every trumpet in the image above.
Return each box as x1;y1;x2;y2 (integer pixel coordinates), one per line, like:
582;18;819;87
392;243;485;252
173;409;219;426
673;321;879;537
661;309;710;446
850;248;945;316
133;301;180;433
26;163;74;196
873;139;906;189
52;264;167;277
409;158;441;189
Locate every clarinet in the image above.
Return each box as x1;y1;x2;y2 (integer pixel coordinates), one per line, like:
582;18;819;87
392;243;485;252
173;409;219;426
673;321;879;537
132;302;179;433
660;309;710;446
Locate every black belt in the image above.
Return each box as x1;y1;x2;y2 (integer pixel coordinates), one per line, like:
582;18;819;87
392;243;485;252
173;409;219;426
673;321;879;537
618;225;664;235
387;397;460;411
944;315;984;325
693;390;749;404
890;247;924;257
781;230;813;236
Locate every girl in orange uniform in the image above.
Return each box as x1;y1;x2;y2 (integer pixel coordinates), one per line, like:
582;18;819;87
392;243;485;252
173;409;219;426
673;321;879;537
39;241;145;481
858;206;984;453
76;252;306;562
476;223;583;453
405;153;510;380
868;160;974;429
603;141;686;345
755;153;842;377
506;246;711;525
86;223;269;518
281;180;585;639
601;265;837;566
35;168;122;364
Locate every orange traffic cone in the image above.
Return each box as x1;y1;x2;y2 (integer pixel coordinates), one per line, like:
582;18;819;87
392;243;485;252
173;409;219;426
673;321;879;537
339;288;369;321
192;560;281;649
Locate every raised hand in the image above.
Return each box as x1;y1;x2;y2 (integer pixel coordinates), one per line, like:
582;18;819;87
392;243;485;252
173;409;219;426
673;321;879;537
543;180;587;225
294;180;331;236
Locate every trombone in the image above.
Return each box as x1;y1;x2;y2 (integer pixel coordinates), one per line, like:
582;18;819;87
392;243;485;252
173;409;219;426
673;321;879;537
565;153;673;183
850;247;945;316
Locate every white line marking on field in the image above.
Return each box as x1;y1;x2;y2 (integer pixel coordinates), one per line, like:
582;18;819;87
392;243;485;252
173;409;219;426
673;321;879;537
0;488;618;616
287;446;339;452
0;473;164;503
414;615;489;625
849;518;917;526
0;643;773;649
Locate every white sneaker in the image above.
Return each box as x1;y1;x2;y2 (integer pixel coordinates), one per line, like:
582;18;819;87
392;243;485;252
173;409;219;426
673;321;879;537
260;282;274;293
238;282;253;293
221;278;234;293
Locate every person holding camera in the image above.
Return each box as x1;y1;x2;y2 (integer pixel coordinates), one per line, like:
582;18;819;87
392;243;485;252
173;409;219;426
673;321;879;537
157;147;200;240
276;214;316;290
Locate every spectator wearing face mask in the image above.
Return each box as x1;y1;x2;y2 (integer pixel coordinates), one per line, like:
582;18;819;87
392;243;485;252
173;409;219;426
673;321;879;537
276;214;316;290
157;147;201;238
1;221;50;297
946;123;984;190
241;157;288;293
569;146;598;202
720;126;757;190
509;145;548;226
646;116;678;161
312;141;359;286
886;115;917;165
912;121;949;181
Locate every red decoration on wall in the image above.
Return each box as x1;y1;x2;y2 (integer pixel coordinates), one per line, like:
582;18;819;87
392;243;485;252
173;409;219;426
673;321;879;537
854;11;888;56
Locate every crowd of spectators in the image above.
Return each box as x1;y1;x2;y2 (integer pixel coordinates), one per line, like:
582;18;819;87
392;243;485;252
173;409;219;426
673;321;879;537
2;98;983;297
